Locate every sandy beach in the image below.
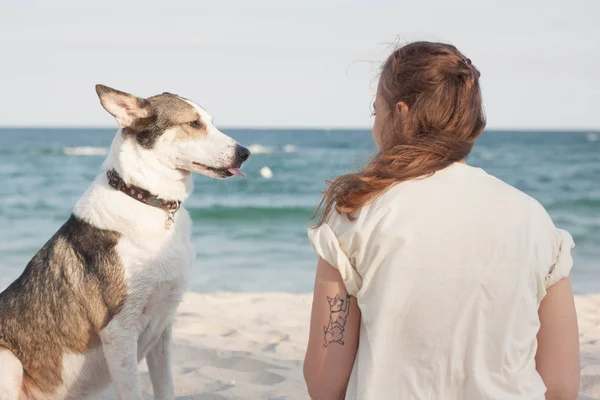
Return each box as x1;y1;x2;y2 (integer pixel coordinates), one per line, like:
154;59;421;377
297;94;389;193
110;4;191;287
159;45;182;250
96;292;600;400
576;295;600;400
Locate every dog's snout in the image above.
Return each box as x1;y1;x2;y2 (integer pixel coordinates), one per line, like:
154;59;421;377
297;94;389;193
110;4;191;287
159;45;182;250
236;145;250;163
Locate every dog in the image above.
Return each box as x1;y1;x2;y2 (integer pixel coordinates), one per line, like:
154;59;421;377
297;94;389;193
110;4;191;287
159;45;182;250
0;85;250;400
323;294;351;347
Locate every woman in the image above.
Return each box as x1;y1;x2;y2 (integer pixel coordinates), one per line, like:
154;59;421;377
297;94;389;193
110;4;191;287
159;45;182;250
304;42;580;400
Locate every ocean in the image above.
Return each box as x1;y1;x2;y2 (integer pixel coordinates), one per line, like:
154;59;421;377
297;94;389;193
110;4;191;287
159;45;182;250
0;128;598;294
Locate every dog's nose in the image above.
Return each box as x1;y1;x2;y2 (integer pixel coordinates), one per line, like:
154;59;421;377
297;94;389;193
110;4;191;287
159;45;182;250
236;145;250;162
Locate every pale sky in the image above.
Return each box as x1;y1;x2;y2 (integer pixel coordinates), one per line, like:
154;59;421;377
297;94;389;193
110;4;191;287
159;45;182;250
0;0;598;130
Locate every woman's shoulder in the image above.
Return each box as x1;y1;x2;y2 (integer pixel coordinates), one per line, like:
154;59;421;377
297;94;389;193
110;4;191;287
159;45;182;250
325;162;557;238
376;163;530;201
366;162;554;225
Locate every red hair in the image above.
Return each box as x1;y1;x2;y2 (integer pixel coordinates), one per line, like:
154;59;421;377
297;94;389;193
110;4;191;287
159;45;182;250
315;41;486;226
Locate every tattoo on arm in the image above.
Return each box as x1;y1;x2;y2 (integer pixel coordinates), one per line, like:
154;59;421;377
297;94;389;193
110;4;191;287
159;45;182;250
323;293;351;347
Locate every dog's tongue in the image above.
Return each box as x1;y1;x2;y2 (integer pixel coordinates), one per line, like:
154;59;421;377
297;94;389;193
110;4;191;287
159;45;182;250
228;168;246;178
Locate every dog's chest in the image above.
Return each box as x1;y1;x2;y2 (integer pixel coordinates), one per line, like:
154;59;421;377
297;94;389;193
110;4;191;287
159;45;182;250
136;281;183;354
125;255;189;361
115;219;194;339
119;218;194;281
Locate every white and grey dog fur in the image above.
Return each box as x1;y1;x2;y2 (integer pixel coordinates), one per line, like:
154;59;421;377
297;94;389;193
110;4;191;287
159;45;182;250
0;85;250;400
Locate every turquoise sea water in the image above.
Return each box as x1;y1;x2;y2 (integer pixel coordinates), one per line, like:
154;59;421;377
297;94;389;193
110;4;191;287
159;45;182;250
0;128;598;294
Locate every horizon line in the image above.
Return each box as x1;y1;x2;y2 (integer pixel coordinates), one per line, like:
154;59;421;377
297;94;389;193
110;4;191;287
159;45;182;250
0;125;597;133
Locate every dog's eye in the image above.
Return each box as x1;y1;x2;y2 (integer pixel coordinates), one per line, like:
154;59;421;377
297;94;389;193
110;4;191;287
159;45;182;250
188;120;202;129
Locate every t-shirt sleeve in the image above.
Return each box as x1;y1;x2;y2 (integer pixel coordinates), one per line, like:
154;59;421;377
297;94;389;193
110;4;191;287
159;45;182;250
531;200;576;301
307;212;363;296
543;228;575;289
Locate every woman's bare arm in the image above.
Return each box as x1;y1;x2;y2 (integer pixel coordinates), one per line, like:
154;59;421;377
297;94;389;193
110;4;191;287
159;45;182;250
536;277;580;400
303;257;361;400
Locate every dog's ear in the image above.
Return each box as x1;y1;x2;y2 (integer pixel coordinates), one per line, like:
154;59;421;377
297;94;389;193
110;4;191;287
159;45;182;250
95;85;151;128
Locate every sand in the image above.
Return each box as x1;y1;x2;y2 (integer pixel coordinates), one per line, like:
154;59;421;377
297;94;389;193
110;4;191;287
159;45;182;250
576;295;600;400
99;292;600;400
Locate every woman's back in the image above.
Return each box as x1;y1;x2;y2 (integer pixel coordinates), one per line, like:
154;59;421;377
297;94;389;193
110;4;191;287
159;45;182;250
310;162;573;399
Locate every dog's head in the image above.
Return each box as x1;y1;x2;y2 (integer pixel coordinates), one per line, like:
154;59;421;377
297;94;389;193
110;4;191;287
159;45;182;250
327;295;345;312
95;85;250;179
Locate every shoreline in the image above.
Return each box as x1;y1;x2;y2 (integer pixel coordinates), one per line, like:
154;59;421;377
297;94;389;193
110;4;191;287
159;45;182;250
98;292;600;399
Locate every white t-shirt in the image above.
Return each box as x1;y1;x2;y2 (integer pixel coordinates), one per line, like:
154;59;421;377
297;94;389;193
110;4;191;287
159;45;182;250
308;162;574;400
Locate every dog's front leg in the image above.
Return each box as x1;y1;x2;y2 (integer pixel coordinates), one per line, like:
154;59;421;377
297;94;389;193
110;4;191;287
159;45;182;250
146;323;175;400
100;322;144;400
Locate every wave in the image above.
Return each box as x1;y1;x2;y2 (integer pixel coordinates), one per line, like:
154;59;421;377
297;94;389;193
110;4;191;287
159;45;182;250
480;151;495;160
247;144;298;155
27;143;297;157
187;198;599;223
63;146;108;156
188;205;315;222
547;198;600;211
587;133;599;142
248;144;275;154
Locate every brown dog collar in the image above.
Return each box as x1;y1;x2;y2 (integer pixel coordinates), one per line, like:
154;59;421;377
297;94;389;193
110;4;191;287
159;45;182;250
106;169;181;229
